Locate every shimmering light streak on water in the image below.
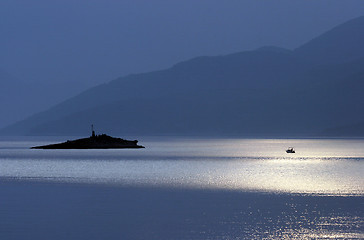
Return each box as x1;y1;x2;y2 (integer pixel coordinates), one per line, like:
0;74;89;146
0;137;363;239
0;138;363;196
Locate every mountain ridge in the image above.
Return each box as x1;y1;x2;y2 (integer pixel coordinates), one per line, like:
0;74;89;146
295;15;364;65
2;15;364;137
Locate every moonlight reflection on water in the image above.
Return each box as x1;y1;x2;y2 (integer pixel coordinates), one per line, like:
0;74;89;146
0;138;363;239
0;138;363;196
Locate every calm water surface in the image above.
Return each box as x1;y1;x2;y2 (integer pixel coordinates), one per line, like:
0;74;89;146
1;137;363;239
0;137;363;196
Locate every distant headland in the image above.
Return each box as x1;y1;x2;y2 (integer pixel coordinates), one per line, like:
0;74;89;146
31;125;144;149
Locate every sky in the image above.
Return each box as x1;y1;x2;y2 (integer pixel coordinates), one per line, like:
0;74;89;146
1;0;364;88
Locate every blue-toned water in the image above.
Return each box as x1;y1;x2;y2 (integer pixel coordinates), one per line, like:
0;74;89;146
1;137;363;195
0;137;363;239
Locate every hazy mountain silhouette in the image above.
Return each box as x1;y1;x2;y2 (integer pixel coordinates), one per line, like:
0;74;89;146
0;69;34;128
0;68;100;129
2;16;364;136
295;16;364;65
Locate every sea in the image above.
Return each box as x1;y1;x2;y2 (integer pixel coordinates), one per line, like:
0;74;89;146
0;137;363;239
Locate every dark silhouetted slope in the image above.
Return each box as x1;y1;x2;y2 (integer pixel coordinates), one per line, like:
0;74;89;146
2;15;364;137
1;50;313;136
0;69;32;128
295;16;364;65
0;68;103;129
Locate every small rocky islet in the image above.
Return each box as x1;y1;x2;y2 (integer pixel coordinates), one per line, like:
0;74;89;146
31;129;144;149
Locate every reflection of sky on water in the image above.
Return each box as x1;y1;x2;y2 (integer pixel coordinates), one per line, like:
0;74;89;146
0;138;363;239
1;138;363;196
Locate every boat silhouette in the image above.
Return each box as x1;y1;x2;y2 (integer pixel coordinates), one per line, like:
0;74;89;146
286;147;295;153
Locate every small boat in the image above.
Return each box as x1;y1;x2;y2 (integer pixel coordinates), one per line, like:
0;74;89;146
286;147;295;153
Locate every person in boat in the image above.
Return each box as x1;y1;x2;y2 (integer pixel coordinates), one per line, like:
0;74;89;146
286;147;295;153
